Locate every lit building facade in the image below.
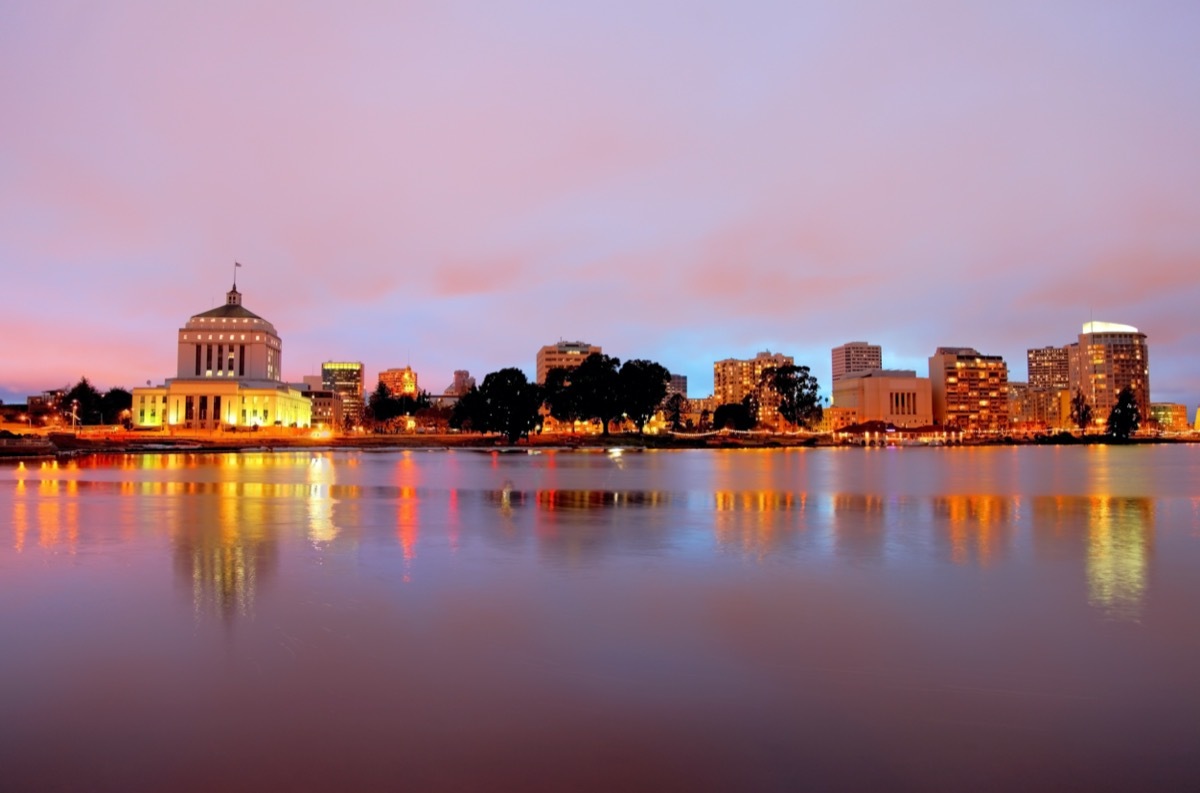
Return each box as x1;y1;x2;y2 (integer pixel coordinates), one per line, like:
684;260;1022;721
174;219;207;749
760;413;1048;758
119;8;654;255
831;342;882;383
379;366;418;397
536;341;601;384
928;347;1009;434
132;284;311;431
1148;403;1188;432
831;369;932;428
1027;346;1070;391
322;362;365;426
1067;322;1150;426
713;350;793;425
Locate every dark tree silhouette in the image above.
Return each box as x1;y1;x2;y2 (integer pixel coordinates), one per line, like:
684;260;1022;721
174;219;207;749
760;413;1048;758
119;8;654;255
712;396;757;431
1106;386;1141;440
759;365;823;429
468;368;544;443
663;393;686;431
1070;388;1093;434
619;359;671;433
543;367;584;431
99;388;132;424
571;353;623;436
64;378;103;425
449;386;485;432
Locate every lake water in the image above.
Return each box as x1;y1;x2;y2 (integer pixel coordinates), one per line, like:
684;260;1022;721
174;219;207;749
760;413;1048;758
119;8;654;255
2;446;1200;791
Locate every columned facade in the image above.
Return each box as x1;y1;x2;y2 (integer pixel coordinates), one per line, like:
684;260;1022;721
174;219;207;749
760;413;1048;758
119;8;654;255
133;284;311;431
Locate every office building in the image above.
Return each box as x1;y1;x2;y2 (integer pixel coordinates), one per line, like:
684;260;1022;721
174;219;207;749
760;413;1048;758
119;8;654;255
928;347;1009;434
831;369;932;428
1027;346;1070;391
1067;322;1150;426
322;361;365;426
379;366;419;397
666;374;687;400
537;340;601;384
831;342;882;383
132;282;311;430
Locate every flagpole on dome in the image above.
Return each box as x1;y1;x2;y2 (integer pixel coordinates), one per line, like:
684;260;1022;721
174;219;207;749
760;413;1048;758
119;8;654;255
234;261;243;289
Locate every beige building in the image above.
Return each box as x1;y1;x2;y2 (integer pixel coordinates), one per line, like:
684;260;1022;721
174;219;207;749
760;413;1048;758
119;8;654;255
832;369;932;428
133;283;311;431
536;340;601;384
713;350;794;425
831;342;882;383
1067;321;1150;427
928;347;1009;434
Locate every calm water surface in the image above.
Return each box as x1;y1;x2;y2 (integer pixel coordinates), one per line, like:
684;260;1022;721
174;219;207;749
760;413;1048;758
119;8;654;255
2;446;1200;791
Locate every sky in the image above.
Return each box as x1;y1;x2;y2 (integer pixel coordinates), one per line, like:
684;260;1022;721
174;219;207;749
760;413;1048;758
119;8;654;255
2;0;1198;407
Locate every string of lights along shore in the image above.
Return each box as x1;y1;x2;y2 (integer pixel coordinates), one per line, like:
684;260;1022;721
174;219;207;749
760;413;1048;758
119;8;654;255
6;267;1188;440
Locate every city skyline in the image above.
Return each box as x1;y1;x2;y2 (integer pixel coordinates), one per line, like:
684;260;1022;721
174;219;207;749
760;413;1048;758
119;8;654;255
2;2;1198;406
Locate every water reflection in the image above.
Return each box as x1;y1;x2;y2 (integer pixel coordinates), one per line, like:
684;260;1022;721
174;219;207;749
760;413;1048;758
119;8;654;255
169;483;281;621
932;495;1014;567
1032;496;1154;621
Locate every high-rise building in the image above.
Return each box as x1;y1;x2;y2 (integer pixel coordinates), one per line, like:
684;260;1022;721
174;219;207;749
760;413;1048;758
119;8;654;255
131;283;312;430
831;369;932;428
537;340;601;384
928;347;1009;434
666;374;688;400
379;366;418;397
714;350;793;424
831;342;882;383
322;361;365;426
1027;346;1070;391
1067;322;1150;426
444;370;475;396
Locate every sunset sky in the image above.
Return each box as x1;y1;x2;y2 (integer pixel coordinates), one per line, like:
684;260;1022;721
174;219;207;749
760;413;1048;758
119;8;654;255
2;1;1198;407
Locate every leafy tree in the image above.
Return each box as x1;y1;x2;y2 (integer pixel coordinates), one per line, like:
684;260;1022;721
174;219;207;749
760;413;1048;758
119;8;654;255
571;353;623;436
663;393;686;431
367;381;399;427
699;408;711;432
1070;388;1093;433
543;367;584;431
1106;386;1141;440
619;359;671;433
463;367;544;441
759;365;823;429
100;387;132;424
64;378;103;425
449;386;485;432
712;397;757;431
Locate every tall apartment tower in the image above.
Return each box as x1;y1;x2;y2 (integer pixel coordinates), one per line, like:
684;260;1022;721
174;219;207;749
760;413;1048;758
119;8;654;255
1067;322;1150;424
928;347;1009;434
536;340;601;384
322;361;365;426
831;342;882;382
1027;346;1070;391
713;350;794;424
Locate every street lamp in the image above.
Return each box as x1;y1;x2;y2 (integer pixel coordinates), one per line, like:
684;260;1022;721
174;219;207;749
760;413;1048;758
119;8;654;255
71;400;79;431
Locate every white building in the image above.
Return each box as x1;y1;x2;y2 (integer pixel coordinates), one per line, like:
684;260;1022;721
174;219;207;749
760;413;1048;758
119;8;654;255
132;283;311;431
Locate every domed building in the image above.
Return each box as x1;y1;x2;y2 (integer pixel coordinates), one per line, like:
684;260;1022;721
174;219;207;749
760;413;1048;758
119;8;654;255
132;284;311;431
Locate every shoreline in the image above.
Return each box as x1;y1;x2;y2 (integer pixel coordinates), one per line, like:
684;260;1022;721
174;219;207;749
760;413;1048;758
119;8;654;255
3;428;1198;462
